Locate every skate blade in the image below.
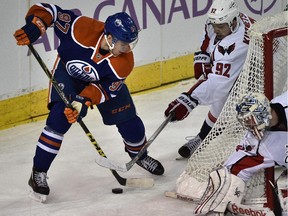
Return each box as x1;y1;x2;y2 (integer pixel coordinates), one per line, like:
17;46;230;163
29;190;47;203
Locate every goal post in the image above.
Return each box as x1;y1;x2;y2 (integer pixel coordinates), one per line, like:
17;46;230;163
264;27;288;100
176;11;288;212
263;26;288;211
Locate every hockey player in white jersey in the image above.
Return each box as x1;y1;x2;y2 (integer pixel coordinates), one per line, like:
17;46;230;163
164;0;256;158
194;91;288;215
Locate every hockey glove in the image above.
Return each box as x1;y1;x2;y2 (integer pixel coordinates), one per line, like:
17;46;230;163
165;93;198;122
64;95;92;124
194;51;212;79
14;15;46;46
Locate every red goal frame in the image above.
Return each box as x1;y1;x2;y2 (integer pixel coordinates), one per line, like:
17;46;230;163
263;27;288;211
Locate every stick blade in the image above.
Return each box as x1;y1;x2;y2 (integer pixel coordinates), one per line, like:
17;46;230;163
29;190;47;203
126;178;154;188
95;157;128;172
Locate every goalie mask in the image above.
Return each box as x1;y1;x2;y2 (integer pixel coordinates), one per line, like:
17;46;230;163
104;12;139;53
208;0;240;33
236;93;272;139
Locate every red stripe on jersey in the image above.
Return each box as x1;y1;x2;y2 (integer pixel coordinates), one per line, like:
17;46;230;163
200;26;210;52
208;111;217;123
230;154;264;176
187;79;206;94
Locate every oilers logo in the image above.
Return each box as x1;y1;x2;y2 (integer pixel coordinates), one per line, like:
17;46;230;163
66;60;99;82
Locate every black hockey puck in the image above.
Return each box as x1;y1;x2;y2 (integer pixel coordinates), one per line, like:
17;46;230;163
112;188;123;194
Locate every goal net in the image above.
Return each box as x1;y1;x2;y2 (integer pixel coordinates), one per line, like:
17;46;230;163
176;11;288;210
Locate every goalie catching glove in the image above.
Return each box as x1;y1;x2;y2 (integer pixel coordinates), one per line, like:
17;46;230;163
165;93;198;122
14;15;46;45
64;95;92;124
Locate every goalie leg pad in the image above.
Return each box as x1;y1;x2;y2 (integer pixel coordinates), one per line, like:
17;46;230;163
194;167;246;215
213;173;245;213
194;167;231;215
176;171;208;201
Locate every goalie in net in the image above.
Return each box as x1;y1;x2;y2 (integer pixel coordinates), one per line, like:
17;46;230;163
192;92;288;215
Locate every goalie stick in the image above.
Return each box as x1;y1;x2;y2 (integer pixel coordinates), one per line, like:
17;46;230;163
164;191;198;202
268;180;283;216
95;113;173;172
28;44;154;188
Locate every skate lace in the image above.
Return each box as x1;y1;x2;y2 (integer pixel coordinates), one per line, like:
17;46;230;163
34;172;48;188
138;156;158;172
184;135;202;151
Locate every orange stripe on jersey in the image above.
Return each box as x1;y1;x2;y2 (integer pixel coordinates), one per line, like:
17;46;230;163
39;135;61;148
109;53;134;79
73;16;104;48
26;5;53;26
79;84;108;105
125;145;143;152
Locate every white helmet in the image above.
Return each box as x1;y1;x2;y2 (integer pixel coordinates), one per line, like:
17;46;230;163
208;0;240;33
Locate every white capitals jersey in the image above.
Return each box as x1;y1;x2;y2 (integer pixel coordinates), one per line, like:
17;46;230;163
191;13;255;105
224;91;288;182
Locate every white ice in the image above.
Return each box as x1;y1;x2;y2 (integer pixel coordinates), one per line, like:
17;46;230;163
0;79;210;216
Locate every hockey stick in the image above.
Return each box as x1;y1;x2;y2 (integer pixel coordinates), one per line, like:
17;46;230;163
95;113;173;172
28;44;154;188
164;191;197;202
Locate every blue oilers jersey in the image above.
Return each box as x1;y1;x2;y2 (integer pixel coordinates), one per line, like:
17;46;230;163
27;3;134;102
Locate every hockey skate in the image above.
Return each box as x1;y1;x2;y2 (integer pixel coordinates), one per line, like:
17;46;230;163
28;168;50;202
178;135;202;158
136;155;164;175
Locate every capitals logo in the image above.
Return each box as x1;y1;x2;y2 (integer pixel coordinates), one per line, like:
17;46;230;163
218;43;236;55
244;0;276;15
66;60;99;82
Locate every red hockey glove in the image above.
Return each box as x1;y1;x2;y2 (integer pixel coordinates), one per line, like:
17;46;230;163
14;15;46;46
64;95;92;124
165;93;198;122
194;51;212;79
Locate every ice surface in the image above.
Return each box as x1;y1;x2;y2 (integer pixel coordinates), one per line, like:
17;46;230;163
0;79;209;216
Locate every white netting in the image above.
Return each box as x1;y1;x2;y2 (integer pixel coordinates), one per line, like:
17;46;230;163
179;11;288;204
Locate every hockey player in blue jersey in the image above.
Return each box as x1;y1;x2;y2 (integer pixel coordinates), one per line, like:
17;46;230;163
14;3;164;200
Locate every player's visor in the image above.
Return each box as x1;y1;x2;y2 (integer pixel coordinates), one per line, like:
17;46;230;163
112;37;138;53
